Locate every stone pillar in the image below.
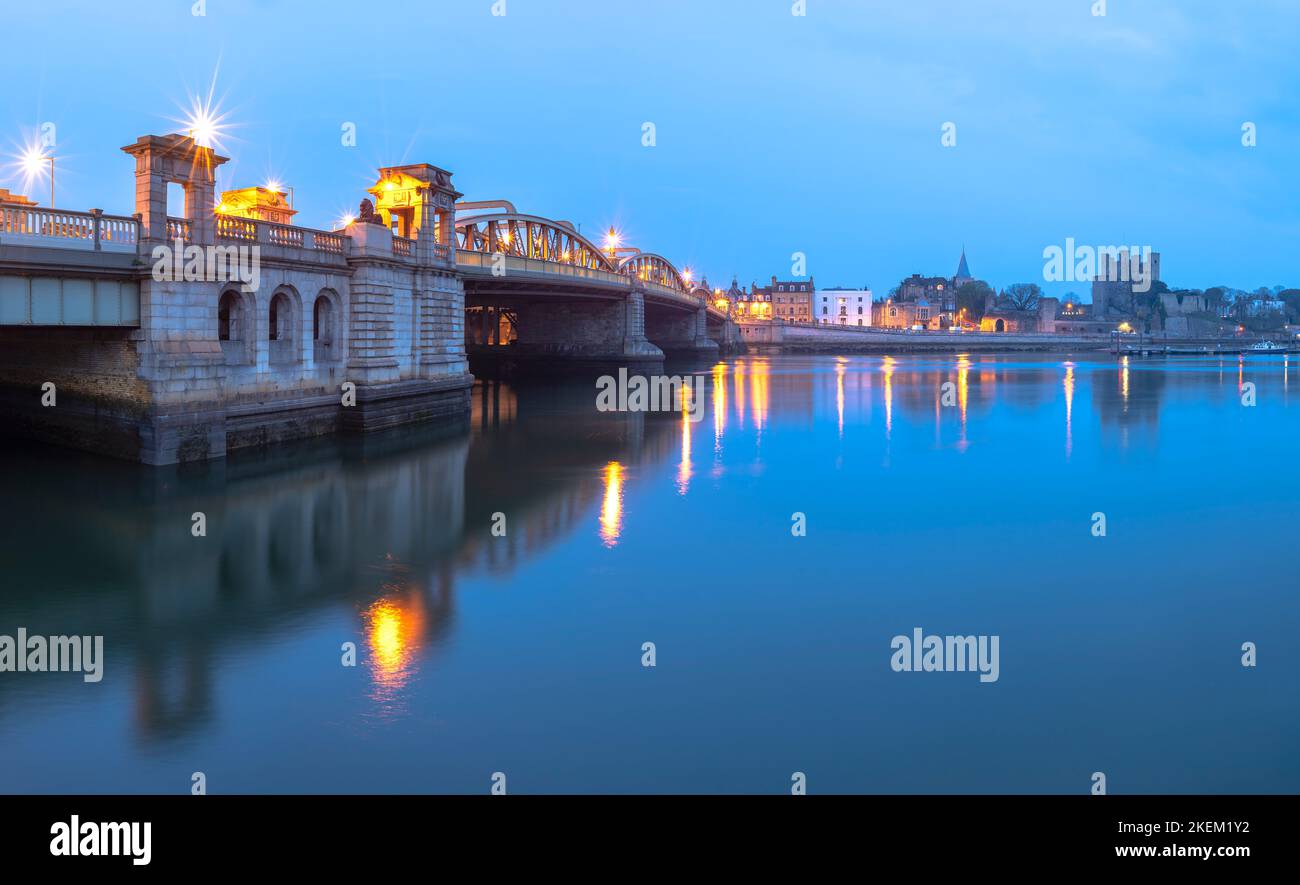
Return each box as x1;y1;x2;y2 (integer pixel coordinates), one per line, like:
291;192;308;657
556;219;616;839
116;135;231;464
414;184;437;264
185;179;217;247
693;306;711;346
120;134;228;244
416;269;469;381
624;289;662;358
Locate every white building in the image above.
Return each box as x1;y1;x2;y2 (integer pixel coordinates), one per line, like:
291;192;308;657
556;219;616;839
814;288;872;326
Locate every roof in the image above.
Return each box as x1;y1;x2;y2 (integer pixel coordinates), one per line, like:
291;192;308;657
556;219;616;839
956;248;971;279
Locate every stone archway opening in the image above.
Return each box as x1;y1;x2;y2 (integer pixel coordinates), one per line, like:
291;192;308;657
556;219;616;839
218;289;253;365
268;290;298;364
313;293;341;363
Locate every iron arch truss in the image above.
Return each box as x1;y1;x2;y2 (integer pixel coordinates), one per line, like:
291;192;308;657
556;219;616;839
454;214;616;272
617;253;687;293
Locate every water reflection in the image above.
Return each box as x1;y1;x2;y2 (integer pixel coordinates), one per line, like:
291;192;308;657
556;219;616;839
0;382;681;738
600;461;625;546
2;355;1296;791
364;590;426;711
677;386;693;496
1064;362;1075;459
712;362;727;454
835;358;846;438
750;358;770;436
883;356;896;440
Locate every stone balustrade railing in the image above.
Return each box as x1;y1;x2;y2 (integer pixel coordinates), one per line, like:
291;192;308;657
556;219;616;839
6;210;703;294
166;216;191;241
214;216;350;256
1;205;140;253
216;214;257;241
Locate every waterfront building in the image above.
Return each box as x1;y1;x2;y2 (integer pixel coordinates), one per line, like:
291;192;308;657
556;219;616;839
814;287;872;326
0;188;37;208
754;275;814;323
1052;300;1115;335
727;277;769;319
876;249;974;330
977;293;1061;334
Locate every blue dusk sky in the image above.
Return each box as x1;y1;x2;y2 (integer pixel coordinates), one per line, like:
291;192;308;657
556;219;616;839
2;0;1297;299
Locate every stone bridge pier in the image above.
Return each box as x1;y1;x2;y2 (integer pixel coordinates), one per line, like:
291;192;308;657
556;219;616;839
0;135;474;465
645;302;719;360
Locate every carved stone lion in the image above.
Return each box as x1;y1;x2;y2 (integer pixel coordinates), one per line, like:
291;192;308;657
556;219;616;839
357;198;385;225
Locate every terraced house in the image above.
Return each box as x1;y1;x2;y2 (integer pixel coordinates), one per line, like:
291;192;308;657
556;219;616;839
756;275;814;323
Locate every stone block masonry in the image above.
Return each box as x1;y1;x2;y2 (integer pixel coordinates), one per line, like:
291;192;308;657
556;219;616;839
0;133;473;465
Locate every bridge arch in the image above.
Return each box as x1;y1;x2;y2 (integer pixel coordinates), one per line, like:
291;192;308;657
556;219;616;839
617;253;687;293
455;213;616;272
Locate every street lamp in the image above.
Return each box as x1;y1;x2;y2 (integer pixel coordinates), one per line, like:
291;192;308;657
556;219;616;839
23;147;55;208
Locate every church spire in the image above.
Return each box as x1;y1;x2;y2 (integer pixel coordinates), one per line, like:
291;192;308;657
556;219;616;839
955;246;972;281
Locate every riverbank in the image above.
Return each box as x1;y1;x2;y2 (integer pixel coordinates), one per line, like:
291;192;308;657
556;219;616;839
740;323;1111;354
736;322;1292;356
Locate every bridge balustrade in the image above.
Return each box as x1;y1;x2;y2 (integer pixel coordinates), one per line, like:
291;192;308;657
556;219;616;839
165;216;191;241
1;206;141;253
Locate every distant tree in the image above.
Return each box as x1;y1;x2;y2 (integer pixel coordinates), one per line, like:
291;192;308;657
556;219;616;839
1203;287;1227;314
955;280;994;321
1277;289;1300;323
1003;282;1042;311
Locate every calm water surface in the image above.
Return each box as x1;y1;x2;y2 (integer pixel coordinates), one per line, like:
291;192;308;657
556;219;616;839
1;354;1297;793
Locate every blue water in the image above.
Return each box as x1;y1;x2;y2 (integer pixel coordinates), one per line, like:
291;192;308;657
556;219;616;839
1;353;1296;793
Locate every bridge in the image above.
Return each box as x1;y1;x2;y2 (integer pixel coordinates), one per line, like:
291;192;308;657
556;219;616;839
0;133;734;464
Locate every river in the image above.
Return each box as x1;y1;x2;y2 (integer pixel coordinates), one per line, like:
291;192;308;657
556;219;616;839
1;353;1296;793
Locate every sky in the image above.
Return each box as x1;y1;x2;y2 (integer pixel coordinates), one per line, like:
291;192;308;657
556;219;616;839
2;0;1297;300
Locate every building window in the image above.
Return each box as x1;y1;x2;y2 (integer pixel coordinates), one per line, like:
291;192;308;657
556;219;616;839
822;306;828;315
